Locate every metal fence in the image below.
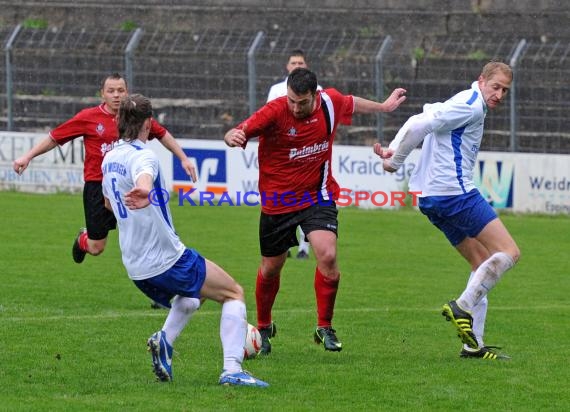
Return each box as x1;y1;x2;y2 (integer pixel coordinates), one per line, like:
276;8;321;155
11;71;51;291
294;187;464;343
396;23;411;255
2;26;570;153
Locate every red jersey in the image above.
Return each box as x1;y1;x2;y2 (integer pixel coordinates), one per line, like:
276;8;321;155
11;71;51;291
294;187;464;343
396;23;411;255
241;88;354;214
50;103;166;182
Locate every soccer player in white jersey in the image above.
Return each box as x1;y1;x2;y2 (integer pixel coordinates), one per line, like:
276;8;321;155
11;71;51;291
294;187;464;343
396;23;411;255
374;61;520;360
101;94;268;387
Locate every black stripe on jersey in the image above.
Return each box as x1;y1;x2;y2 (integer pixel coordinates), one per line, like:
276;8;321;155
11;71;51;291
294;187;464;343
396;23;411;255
318;159;331;201
321;100;332;136
320;92;334;137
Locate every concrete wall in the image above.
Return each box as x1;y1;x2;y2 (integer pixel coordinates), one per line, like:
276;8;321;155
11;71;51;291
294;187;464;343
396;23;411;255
2;1;569;152
1;0;569;41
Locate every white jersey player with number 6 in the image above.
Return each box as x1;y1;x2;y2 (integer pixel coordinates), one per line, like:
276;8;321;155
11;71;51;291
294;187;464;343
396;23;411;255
101;94;268;387
102;143;183;279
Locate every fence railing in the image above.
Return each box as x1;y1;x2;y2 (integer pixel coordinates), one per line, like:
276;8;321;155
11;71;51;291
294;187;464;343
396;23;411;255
2;26;570;153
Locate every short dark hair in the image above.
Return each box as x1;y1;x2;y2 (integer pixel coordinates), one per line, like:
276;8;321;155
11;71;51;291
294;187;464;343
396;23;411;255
289;49;305;59
118;94;153;142
287;68;318;95
101;72;127;90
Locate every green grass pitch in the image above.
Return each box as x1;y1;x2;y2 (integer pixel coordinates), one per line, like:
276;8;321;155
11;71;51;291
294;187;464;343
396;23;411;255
1;192;569;411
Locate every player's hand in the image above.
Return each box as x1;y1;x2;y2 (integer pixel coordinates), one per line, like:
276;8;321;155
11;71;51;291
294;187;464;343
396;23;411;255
383;159;398;173
374;143;398;172
373;143;394;159
13;157;30;175
181;158;198;182
224;125;247;147
124;187;151;209
382;88;407;112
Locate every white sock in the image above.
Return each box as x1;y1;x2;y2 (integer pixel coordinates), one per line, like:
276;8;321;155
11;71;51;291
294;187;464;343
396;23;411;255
457;252;514;311
463;272;488;350
298;227;310;254
220;299;247;374
162;296;200;345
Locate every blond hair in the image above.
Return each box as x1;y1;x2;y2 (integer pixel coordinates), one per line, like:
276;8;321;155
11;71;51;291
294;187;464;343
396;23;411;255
481;61;513;81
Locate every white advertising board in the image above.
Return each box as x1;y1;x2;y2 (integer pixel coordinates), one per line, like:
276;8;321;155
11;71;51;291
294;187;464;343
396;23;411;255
2;132;570;214
473;151;570;214
148;138;421;209
0;132;84;193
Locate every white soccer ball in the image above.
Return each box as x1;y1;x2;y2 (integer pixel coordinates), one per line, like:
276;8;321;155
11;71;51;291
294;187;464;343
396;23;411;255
244;323;262;359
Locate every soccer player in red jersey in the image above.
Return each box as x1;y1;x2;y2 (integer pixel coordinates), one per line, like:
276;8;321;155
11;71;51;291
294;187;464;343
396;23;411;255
267;49;322;260
224;68;406;353
13;73;196;264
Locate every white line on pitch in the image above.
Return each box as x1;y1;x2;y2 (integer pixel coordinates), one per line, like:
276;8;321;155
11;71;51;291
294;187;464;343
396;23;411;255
2;304;567;323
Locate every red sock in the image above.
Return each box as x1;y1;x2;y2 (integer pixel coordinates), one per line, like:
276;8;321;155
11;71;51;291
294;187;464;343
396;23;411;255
255;268;280;328
78;232;89;252
314;267;339;328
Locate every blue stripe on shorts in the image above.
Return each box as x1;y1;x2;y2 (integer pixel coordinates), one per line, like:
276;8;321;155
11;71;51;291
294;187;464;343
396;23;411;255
418;189;497;246
133;248;206;308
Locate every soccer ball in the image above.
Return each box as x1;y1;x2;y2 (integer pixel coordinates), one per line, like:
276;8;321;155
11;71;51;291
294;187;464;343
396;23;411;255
244;323;262;359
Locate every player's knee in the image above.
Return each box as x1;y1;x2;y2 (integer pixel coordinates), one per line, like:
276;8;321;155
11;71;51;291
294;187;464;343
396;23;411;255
262;267;280;278
228;282;245;301
511;249;520;264
507;244;521;264
260;260;284;278
513;243;521;262
316;250;337;270
176;296;200;314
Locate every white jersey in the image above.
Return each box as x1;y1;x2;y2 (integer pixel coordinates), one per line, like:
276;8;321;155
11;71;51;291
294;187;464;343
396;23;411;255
409;81;487;196
267;78;288;102
101;139;185;280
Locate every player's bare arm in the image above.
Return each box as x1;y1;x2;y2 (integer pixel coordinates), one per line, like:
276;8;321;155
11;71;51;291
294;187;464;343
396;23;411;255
381;88;407;112
13;136;58;175
103;196;112;211
124;173;153;209
353;88;407;114
159;132;198;182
